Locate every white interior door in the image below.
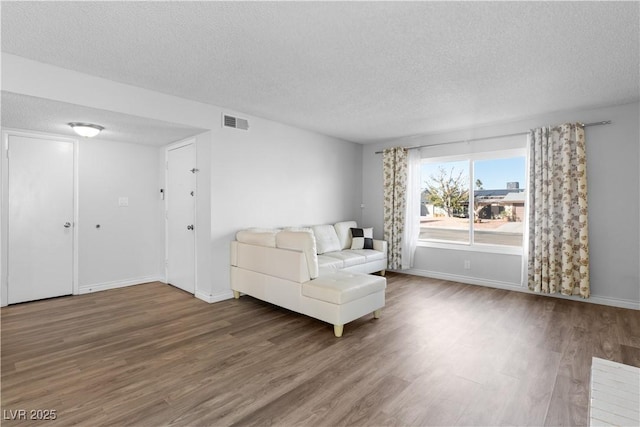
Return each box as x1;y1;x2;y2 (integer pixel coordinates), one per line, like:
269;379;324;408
7;135;74;304
166;143;196;294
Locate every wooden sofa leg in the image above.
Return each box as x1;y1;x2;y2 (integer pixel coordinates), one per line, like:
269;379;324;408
373;309;381;319
379;270;386;276
233;290;240;299
334;324;344;338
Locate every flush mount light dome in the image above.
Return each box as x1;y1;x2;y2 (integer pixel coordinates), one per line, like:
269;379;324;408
68;122;104;138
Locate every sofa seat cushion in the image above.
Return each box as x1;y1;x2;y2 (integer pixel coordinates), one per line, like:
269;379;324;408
317;255;344;270
322;251;367;267
302;272;386;305
348;249;386;262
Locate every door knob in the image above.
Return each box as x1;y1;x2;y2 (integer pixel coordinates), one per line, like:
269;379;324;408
187;225;194;230
64;222;72;228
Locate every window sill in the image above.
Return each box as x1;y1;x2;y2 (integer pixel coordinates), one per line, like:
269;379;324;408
416;240;523;255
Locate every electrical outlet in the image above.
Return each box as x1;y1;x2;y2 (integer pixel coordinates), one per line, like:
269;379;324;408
464;260;471;270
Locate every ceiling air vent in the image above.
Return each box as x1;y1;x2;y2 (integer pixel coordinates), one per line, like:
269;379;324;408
223;114;249;131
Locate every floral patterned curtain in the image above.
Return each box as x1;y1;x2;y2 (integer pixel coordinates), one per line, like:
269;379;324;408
383;147;408;270
528;123;590;298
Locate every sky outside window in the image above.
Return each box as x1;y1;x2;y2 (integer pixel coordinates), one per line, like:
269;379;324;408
474;157;526;189
421;157;525;191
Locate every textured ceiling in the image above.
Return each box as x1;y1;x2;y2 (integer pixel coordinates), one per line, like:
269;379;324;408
2;1;639;144
1;92;206;146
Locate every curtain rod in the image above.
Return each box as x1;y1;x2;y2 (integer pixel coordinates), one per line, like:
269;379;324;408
374;120;612;154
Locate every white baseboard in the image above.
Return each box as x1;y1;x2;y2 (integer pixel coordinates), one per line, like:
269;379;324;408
401;268;639;310
78;276;163;294
79;278;236;304
403;268;523;292
195;289;234;304
588;295;640;310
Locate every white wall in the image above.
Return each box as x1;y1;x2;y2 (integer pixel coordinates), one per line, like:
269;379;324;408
2;54;363;303
77;138;164;292
362;102;640;309
209;119;362;298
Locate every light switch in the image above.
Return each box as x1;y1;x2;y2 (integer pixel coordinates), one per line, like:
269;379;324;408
118;197;129;207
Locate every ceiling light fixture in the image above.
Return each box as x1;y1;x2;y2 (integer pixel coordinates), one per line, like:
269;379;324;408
68;122;104;138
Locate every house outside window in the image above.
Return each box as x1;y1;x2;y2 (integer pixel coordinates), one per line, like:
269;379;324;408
420;150;526;250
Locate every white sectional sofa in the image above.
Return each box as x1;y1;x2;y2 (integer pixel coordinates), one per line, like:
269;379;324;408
230;221;387;337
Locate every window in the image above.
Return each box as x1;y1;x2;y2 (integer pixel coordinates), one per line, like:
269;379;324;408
420;150;526;248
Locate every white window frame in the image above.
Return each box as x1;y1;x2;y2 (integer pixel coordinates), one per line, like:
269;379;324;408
418;148;527;255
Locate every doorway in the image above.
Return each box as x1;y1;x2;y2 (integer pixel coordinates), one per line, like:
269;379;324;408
4;132;76;304
165;140;196;294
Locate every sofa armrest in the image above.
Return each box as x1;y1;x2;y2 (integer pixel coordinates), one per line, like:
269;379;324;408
373;239;387;255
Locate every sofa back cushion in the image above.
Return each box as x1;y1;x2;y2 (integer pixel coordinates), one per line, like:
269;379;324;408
236;229;279;247
334;221;358;250
231;241;311;283
276;230;319;279
283;226;313;233
311;224;342;255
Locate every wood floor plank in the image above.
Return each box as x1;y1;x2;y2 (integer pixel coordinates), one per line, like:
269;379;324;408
2;274;639;426
544;374;590;426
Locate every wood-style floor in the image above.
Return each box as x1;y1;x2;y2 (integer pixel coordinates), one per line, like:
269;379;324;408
2;273;639;426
